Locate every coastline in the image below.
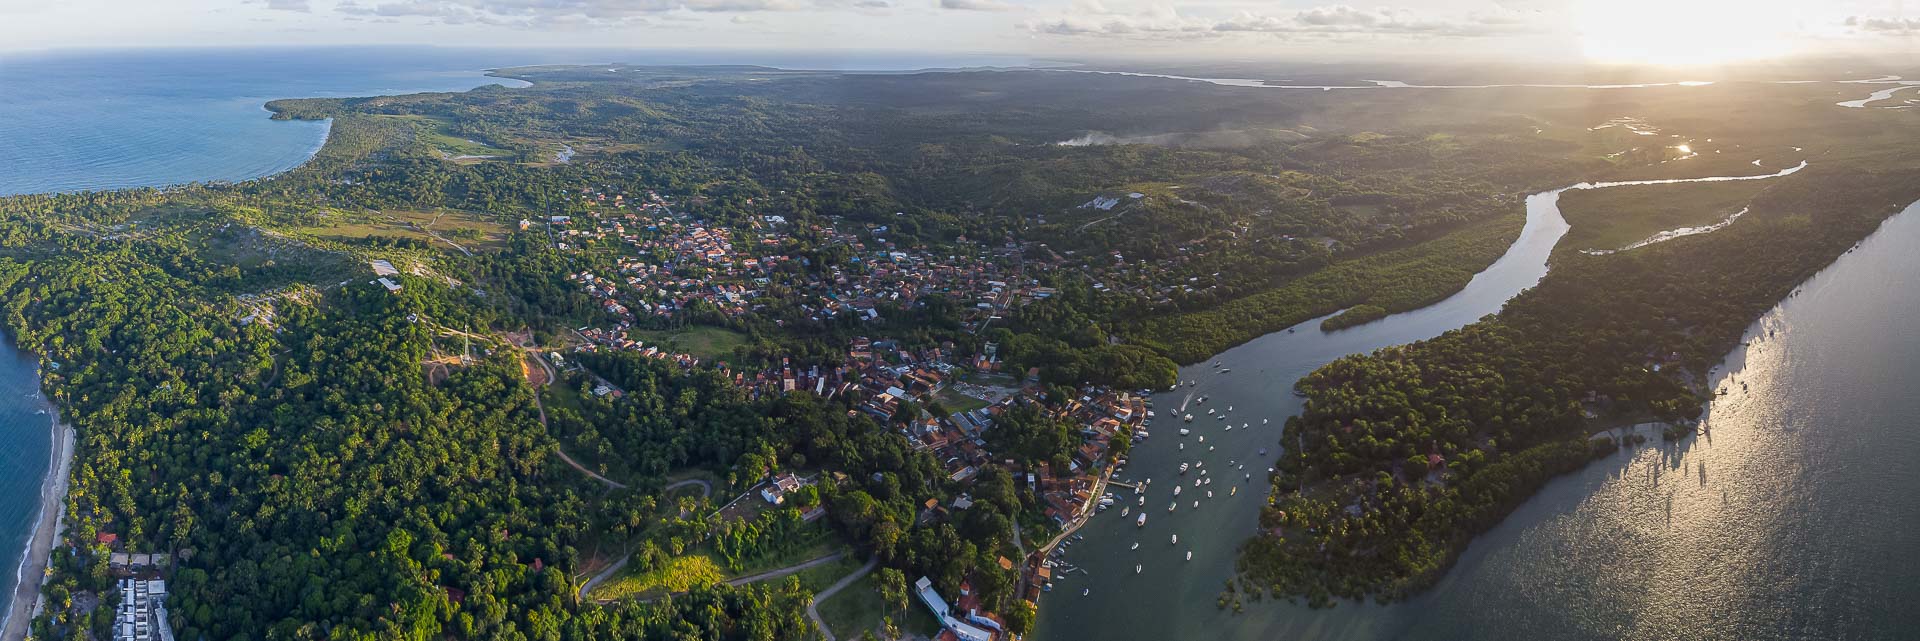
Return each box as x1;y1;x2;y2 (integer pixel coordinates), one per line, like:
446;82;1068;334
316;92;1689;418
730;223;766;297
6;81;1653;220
0;411;72;641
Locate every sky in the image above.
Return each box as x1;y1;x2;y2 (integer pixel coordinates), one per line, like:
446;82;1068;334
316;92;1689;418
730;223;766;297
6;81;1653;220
3;0;1920;65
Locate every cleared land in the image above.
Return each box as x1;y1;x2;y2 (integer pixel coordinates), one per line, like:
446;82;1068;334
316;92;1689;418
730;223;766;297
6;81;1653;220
1557;180;1770;251
629;326;750;362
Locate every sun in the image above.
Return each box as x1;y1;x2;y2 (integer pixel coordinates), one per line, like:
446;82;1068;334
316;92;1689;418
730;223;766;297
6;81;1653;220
1573;0;1805;66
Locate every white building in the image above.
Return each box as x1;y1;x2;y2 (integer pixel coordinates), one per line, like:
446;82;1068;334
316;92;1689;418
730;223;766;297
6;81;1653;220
114;578;172;641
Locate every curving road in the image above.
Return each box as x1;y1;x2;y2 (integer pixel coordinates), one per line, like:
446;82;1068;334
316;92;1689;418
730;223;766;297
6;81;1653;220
806;558;879;641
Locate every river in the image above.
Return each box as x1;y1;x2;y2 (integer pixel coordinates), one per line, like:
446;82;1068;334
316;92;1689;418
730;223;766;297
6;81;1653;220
1030;161;1913;640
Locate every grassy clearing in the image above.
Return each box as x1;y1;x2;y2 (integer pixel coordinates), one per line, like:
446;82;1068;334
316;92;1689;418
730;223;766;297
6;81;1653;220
591;554;727;601
373;114;516;159
1557;180;1769;251
934;387;991;415
815;572;939;640
629;326;750;362
287;207;508;252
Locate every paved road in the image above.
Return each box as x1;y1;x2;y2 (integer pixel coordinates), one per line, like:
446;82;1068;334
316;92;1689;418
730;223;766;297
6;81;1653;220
806;557;879;641
725;550;848;586
553;444;628;489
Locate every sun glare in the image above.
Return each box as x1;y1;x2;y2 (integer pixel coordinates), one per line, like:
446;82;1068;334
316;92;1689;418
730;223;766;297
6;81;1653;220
1574;0;1804;66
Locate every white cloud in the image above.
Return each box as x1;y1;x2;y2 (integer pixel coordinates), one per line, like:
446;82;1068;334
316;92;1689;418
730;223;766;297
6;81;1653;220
941;0;1019;11
1846;15;1920;33
1029;3;1534;40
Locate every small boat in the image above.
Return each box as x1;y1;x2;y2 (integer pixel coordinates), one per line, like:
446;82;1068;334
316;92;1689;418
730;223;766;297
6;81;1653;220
1209;446;1216;451
1258;448;1268;455
1220;369;1231;374
1207;490;1213;498
1169;502;1176;512
1183;414;1193;423
1225;425;1233;431
1186;551;1193;561
1227;405;1233;412
1231;486;1238;496
1136;564;1143;574
1131;542;1140;550
1174;485;1182;496
1136;513;1146;527
1262;418;1269;425
1192;479;1201;487
1171;534;1178;545
1207;408;1215;415
1179;443;1185;451
1198;435;1206;443
1289;328;1296;333
1083;589;1090;596
1122;506;1130;517
1179;463;1190;474
1192;500;1199;508
1138;495;1145;506
1179;428;1191;436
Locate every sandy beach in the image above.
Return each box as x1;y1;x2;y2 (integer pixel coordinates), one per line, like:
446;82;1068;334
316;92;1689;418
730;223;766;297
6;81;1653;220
0;416;72;641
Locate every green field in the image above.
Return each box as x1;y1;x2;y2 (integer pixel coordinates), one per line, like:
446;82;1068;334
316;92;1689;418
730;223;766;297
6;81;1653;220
1557;180;1770;251
815;572;940;640
630;326;751;362
372;114;516;160
290;207;508;251
591;554;727;601
935;387;991;415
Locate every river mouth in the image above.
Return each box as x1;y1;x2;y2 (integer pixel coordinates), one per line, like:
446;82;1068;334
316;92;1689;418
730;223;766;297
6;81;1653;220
1032;163;1814;641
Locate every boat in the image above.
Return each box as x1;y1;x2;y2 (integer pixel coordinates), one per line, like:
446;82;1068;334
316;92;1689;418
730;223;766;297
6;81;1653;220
1171;534;1178;545
1174;485;1182;496
1220;369;1232;374
1206;408;1215;415
1136;564;1143;574
1192;500;1199;508
1225;424;1233;431
1227;405;1233;412
1186;551;1192;561
1193;479;1201;488
1183;414;1193;423
1131;542;1139;550
1198;435;1205;443
1169;502;1176;512
1179;428;1191;436
1206;490;1213;498
1138;495;1146;505
1258;448;1268;455
1179;443;1185;451
1136;513;1146;527
1122;506;1130;517
1231;486;1237;496
1209;446;1215;451
1179;463;1189;474
1263;418;1269;425
1083;589;1090;596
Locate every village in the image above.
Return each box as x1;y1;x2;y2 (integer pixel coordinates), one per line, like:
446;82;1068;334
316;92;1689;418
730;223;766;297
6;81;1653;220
520;186;1158;640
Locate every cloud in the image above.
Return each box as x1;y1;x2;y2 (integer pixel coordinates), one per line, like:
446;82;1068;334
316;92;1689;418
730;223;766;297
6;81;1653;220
331;0;829;26
1029;3;1536;40
1846;15;1920;33
941;0;1019;11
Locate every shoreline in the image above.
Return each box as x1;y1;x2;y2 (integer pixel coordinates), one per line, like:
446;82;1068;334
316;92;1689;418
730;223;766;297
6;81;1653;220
0;410;72;641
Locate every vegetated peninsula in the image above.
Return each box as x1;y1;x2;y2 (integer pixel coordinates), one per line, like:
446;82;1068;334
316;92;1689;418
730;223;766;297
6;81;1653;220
3;63;1910;641
1233;97;1920;607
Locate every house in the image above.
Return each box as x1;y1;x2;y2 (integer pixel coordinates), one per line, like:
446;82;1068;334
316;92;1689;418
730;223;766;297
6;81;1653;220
760;473;803;504
375;277;403;293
